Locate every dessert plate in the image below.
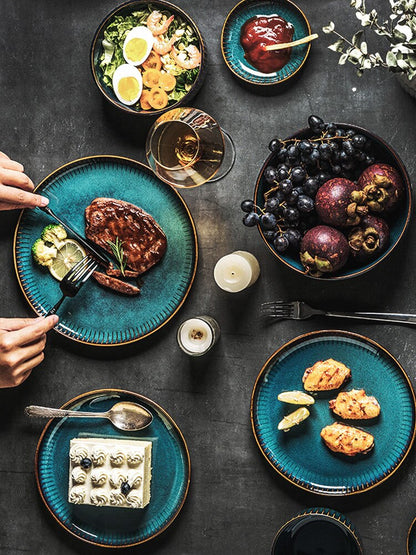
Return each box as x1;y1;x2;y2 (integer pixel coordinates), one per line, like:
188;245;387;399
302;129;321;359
14;155;197;346
251;330;416;495
35;389;190;548
221;0;311;87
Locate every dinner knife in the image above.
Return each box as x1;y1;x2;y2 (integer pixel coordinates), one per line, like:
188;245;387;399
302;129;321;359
39;205;111;267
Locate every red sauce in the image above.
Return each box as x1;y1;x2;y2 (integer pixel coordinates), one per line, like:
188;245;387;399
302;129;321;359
240;15;294;74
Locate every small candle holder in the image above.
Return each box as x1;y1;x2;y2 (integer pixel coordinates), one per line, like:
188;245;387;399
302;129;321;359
177;316;220;357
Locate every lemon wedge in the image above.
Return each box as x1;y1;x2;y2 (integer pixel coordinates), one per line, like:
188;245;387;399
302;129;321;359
278;407;310;432
278;391;315;406
49;239;86;281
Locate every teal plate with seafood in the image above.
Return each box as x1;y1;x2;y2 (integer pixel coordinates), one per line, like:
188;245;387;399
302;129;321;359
251;330;416;495
14;156;197;346
35;389;190;548
221;0;311;86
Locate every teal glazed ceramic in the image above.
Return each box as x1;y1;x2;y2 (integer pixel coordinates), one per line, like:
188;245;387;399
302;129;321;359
255;123;412;280
221;0;311;86
271;507;363;554
251;330;416;495
35;389;190;548
14;156;197;346
90;0;206;116
408;517;416;554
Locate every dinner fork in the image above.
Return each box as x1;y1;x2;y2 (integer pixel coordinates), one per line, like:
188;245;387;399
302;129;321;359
46;256;98;316
260;300;416;326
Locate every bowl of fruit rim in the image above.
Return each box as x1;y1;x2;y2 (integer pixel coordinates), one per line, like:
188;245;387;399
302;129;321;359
242;115;412;280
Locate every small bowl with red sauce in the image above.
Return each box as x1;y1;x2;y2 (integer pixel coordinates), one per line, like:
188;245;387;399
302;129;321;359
221;0;311;88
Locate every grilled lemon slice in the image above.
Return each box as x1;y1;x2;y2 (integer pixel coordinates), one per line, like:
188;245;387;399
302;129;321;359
278;391;315;406
49;239;86;281
278;407;310;432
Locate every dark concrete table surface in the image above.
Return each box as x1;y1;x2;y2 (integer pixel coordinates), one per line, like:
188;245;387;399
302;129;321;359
0;1;415;554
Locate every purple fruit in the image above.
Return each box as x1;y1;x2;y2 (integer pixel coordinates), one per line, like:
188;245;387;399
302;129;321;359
315;178;367;227
358;163;404;213
300;225;350;277
348;215;390;263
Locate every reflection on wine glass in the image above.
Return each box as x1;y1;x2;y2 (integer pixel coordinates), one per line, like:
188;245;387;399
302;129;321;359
145;107;235;188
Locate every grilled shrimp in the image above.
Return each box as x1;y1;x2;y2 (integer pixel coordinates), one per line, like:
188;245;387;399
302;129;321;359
171;45;201;69
153;32;181;55
147;11;174;36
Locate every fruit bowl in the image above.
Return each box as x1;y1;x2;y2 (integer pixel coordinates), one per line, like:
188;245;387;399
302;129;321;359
253;122;412;280
90;0;206;117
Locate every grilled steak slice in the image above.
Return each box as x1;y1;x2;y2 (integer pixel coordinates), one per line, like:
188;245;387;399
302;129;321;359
106;264;140;278
85;198;167;275
92;272;140;296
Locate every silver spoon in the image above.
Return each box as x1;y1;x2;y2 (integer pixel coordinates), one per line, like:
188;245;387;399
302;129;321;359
25;401;153;432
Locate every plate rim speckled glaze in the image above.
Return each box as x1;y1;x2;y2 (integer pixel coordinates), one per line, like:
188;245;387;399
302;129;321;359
407;516;416;555
221;0;312;87
271;507;363;554
35;388;191;548
13;155;198;347
254;122;413;281
250;330;416;496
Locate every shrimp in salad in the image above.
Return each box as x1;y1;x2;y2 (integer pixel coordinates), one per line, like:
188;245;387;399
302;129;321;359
171;45;201;69
153;30;182;55
147;11;174;35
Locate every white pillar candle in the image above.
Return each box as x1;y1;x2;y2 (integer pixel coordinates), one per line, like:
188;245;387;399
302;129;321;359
177;316;220;356
214;251;260;293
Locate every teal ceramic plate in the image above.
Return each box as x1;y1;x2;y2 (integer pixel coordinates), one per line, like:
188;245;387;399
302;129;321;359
221;0;311;86
255;123;412;280
408;517;416;554
35;389;190;548
14;156;197;346
251;330;416;495
271;507;363;554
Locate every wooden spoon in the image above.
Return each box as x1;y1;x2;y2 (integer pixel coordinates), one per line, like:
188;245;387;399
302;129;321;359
264;33;319;51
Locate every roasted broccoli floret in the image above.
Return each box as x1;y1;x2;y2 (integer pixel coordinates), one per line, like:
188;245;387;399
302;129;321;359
31;238;57;267
41;224;67;248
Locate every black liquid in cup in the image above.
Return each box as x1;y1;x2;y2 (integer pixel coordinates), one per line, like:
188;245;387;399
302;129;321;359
272;514;361;555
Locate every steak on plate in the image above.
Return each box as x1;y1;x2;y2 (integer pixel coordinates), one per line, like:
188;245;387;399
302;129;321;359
92;271;141;296
85;198;167;275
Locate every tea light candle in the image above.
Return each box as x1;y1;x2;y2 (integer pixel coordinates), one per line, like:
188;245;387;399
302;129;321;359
177;316;220;356
214;251;260;293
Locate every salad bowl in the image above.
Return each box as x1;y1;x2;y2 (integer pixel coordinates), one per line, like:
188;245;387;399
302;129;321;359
90;0;206;117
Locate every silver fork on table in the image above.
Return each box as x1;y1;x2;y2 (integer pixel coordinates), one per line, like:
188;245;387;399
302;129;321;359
260;300;416;326
46;256;98;316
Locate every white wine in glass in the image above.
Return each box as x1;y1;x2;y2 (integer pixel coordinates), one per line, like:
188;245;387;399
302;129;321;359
146;107;235;188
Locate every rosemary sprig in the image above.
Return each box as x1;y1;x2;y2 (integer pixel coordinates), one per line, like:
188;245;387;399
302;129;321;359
107;237;127;276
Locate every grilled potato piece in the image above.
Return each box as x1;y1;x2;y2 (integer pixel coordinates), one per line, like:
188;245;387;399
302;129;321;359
302;359;351;391
329;389;380;420
320;422;374;456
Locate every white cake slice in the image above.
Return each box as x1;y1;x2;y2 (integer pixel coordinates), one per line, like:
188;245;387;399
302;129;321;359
68;437;152;509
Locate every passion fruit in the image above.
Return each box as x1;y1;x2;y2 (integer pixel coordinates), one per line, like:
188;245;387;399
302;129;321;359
300;225;350;277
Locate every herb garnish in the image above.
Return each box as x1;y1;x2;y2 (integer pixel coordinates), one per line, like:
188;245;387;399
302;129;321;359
107;237;127;276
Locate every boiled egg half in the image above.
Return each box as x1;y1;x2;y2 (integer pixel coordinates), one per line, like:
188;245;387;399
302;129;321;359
112;64;143;106
123;26;154;66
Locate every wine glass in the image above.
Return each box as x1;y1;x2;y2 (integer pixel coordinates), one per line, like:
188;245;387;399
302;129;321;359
145;107;235;188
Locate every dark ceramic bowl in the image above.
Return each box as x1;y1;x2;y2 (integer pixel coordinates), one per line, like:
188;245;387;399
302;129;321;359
271;508;363;554
90;0;206;117
254;123;412;280
221;0;311;88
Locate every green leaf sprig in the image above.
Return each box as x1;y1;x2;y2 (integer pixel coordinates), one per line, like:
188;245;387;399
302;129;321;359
107;237;127;276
